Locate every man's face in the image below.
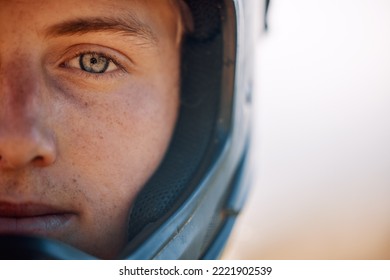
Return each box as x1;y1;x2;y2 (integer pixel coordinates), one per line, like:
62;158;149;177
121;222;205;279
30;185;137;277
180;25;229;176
0;0;183;258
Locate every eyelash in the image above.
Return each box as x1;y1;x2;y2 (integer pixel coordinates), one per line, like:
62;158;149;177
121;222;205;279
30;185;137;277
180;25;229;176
60;50;128;79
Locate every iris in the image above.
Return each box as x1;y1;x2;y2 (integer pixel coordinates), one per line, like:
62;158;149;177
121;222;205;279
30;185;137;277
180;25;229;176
79;53;109;73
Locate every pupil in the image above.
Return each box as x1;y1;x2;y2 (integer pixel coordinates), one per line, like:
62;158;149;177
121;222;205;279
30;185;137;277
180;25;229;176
90;57;98;64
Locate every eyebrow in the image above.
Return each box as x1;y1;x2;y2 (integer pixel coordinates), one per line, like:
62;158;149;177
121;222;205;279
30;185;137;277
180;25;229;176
44;14;158;45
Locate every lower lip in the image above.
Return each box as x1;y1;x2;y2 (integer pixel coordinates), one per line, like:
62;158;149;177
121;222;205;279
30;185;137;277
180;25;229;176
0;214;73;235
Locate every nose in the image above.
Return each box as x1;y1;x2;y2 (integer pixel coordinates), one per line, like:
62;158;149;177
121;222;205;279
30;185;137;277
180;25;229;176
0;126;56;170
0;63;57;170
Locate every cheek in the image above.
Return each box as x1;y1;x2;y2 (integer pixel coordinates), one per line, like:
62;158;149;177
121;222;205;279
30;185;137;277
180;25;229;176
56;81;179;201
44;60;179;257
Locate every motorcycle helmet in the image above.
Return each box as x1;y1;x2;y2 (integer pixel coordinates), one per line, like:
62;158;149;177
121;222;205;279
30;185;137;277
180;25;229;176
0;0;262;259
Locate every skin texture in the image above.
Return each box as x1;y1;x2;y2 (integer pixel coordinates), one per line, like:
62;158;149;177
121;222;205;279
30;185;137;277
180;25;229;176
0;0;184;258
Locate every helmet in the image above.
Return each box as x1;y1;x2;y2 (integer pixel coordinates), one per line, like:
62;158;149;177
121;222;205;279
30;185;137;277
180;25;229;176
0;0;262;259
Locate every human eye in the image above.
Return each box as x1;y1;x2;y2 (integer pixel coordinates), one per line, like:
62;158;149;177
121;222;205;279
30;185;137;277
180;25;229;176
63;51;121;74
50;44;134;87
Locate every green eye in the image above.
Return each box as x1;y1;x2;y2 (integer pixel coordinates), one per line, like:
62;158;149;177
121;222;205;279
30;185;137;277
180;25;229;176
79;53;109;73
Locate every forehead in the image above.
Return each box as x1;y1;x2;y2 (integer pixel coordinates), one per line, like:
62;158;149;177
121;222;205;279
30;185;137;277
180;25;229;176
0;0;178;15
0;0;181;44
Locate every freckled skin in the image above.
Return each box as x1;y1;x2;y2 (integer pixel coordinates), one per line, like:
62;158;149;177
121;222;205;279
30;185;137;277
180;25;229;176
0;0;183;258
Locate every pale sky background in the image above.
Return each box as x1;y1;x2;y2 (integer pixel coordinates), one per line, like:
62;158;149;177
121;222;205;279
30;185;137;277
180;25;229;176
223;0;390;259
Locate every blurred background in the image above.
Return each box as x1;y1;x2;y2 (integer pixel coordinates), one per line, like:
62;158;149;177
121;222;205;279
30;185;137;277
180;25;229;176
222;0;390;259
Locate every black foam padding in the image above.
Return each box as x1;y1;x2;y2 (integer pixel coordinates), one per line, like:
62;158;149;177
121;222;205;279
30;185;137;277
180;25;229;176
127;1;224;243
184;0;222;41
